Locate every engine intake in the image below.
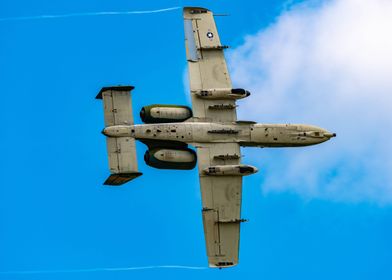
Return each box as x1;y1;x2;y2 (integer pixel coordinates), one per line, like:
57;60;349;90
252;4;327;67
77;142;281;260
140;104;192;123
144;147;197;170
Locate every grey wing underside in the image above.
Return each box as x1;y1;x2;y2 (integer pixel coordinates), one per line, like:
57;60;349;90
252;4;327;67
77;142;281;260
184;7;237;123
195;142;243;267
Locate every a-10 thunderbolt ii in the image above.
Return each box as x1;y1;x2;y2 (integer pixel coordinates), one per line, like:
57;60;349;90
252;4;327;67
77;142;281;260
96;7;336;268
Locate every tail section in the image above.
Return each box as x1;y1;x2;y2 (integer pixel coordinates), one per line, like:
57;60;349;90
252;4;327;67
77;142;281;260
96;86;142;185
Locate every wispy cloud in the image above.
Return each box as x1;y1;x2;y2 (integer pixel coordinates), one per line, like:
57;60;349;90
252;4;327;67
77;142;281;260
228;0;392;204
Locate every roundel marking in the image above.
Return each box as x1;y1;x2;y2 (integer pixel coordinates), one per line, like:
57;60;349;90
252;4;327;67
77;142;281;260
206;31;214;39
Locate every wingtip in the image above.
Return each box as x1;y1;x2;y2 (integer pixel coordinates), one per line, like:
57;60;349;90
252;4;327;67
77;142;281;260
183;7;210;15
209;262;237;269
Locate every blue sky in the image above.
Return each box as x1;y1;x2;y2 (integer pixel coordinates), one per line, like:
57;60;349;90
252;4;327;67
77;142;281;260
1;0;392;279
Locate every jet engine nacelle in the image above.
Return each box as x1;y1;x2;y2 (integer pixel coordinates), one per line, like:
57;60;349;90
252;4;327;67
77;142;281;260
144;147;197;170
140;104;192;123
203;164;258;176
193;88;251;100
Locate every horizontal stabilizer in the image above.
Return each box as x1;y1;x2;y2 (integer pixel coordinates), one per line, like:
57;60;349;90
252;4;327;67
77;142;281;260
104;172;143;186
97;85;141;186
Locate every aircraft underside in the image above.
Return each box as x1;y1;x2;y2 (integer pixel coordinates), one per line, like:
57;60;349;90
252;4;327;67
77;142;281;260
95;6;335;268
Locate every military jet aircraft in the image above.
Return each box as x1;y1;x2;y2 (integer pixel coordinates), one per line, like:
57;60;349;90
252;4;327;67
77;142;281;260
96;7;336;268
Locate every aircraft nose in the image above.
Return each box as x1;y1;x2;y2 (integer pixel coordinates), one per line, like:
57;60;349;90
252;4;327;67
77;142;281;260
324;132;336;138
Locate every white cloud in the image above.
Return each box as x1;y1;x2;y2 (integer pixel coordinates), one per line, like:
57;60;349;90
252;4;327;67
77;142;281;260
228;0;392;204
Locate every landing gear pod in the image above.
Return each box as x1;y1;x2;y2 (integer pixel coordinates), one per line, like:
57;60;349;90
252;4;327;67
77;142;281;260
140;104;192;123
144;147;197;170
193;88;251;100
203;164;258;176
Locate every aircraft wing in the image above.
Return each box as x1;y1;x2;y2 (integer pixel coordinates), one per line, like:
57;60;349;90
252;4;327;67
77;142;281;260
183;7;237;123
195;142;243;267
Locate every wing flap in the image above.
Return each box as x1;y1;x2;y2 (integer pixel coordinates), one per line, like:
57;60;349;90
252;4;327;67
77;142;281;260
184;19;199;62
202;208;220;257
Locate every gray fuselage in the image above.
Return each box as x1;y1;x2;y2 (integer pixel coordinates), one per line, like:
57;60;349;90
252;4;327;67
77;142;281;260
103;122;336;147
